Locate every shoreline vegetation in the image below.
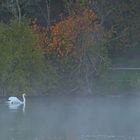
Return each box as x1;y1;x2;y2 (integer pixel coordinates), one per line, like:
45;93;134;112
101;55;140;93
0;0;139;96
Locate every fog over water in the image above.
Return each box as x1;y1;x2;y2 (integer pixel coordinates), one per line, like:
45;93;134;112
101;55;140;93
0;94;140;140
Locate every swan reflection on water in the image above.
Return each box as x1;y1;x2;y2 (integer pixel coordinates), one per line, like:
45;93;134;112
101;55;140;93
7;102;26;112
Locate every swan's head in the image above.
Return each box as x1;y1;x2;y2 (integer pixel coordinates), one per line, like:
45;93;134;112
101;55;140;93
23;93;26;96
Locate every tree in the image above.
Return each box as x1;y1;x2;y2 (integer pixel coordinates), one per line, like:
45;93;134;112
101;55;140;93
63;0;92;15
90;0;140;57
0;19;45;95
0;0;21;22
0;0;65;26
31;8;110;93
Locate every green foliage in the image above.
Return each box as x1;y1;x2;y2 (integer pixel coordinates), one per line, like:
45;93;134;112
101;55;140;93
0;19;46;95
95;70;140;94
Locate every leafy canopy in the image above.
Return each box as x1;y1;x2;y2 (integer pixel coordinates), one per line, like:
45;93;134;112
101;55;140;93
0;19;45;95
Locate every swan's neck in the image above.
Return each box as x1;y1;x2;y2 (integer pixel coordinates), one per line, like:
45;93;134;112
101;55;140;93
22;94;26;104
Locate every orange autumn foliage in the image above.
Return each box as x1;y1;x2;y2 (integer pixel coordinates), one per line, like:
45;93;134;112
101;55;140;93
31;9;100;58
30;19;48;50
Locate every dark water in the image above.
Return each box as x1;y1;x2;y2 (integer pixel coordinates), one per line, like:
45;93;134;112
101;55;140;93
0;94;140;140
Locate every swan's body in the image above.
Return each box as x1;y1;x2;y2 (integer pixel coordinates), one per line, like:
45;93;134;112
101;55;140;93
8;93;26;105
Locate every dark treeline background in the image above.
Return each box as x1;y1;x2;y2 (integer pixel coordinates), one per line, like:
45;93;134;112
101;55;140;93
0;0;140;96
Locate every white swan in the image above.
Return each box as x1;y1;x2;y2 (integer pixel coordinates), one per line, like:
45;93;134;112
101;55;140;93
8;93;26;105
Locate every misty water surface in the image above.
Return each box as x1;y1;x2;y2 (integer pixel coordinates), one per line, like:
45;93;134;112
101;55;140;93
0;94;140;140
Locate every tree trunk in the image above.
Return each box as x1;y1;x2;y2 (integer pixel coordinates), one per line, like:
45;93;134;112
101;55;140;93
46;0;51;28
16;0;21;23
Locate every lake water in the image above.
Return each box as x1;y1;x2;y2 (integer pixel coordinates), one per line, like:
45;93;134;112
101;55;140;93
0;94;140;140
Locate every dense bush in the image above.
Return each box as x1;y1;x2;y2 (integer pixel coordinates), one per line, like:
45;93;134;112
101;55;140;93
0;19;58;95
